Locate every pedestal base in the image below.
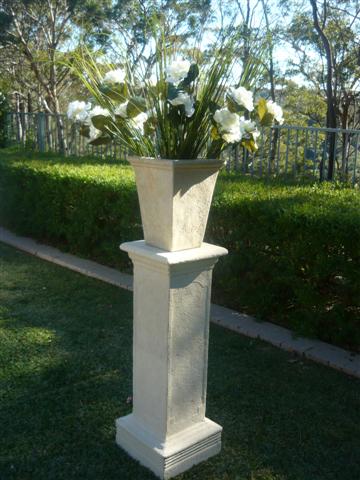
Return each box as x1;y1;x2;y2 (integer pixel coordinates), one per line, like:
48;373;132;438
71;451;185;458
116;415;222;479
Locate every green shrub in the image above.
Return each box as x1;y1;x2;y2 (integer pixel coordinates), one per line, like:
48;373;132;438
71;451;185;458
0;93;9;147
0;148;359;350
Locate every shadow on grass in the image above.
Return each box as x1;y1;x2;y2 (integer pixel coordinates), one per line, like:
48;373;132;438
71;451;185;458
0;243;359;480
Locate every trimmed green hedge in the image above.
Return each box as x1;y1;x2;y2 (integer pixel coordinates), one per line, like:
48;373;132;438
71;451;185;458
1;147;359;350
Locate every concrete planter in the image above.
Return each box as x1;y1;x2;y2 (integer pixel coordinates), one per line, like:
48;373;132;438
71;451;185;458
128;156;224;251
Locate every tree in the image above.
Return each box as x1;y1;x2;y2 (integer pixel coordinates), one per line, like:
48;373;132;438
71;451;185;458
110;0;213;72
282;0;360;179
0;0;113;151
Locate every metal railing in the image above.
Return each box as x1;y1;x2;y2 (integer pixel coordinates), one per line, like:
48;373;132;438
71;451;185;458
5;112;360;184
5;112;128;161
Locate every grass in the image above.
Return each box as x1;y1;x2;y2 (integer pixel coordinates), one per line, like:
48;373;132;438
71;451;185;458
0;242;359;480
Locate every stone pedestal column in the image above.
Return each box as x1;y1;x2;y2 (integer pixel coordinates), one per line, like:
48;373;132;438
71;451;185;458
116;240;227;479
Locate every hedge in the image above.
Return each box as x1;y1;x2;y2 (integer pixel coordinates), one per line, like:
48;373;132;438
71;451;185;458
0;147;359;351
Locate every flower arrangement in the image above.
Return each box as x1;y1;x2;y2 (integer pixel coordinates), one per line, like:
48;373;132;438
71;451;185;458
67;45;283;160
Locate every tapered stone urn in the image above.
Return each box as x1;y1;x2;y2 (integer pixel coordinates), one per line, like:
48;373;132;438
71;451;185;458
127;156;224;251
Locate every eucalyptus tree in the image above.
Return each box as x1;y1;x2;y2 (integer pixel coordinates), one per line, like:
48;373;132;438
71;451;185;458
110;0;213;73
0;0;113;150
281;0;360;179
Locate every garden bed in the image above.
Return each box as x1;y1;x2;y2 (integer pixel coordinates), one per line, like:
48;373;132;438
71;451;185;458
0;147;359;350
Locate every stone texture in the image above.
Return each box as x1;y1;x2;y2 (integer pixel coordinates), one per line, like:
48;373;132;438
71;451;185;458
128;157;224;251
116;241;228;479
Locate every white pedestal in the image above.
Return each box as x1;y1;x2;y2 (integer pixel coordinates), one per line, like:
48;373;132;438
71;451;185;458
116;241;228;479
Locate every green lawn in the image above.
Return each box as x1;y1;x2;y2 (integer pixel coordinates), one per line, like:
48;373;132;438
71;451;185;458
0;242;359;480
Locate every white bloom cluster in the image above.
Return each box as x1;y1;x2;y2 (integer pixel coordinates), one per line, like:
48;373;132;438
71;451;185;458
214;108;260;145
87;124;102;143
239;117;260;143
114;102;148;132
103;68;126;85
166;59;191;85
266;100;284;124
169;92;195;117
229;86;254;112
214;108;243;144
130;112;148;134
114;101;128;118
89;106;111;118
67;101;91;122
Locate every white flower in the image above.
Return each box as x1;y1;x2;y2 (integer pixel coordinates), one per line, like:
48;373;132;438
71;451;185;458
131;112;148;134
169;92;195;117
228;86;254;112
222;130;243;144
239;117;260;139
103;68;126;85
86;124;102;143
67;101;91;122
238;117;260;147
89;106;111;118
214;108;243;144
114;101;128;118
166;59;191;84
266;100;284;124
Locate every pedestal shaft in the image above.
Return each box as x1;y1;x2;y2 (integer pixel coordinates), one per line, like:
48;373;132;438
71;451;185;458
116;241;227;479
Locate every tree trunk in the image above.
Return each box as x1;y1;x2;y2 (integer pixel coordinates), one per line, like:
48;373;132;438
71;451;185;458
310;0;337;180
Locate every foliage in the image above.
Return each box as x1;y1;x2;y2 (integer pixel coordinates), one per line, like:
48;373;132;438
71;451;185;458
0;91;9;147
0;0;114;114
281;0;360;130
279;80;327;127
0;148;359;350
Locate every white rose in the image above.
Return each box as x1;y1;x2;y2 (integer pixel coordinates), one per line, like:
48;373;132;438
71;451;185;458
166;59;191;84
229;86;254;112
214;108;243;144
169;92;195;117
103;68;126;85
131;112;148;134
67;100;91;122
266;100;284;124
114;101;128;119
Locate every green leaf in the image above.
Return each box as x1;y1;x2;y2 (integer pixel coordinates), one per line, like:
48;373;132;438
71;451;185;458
126;96;147;118
144;116;157;136
260;112;274;127
91;115;113;132
80;125;90;138
242;138;258;153
227;95;242;114
168;106;182;126
88;135;112;146
209;101;220;114
100;83;128;102
257;98;267;121
211;125;220;140
167;84;180;101
179;63;199;88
